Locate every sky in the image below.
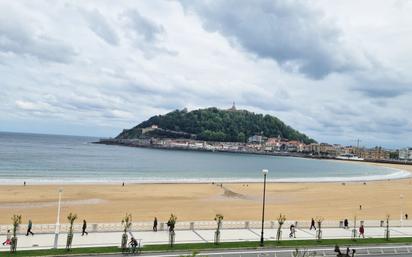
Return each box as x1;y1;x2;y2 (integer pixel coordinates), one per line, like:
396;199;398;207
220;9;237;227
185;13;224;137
0;0;411;148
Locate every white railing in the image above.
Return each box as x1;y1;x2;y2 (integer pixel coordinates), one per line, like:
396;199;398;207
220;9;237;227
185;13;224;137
1;219;411;235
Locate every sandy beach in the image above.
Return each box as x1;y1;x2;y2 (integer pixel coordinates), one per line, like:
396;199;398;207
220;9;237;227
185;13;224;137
0;162;411;224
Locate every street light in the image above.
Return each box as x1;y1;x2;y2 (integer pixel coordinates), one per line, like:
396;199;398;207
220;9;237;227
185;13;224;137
400;194;404;226
53;188;63;249
260;169;269;247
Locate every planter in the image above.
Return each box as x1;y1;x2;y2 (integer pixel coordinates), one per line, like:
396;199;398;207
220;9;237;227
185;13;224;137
214;230;220;245
10;237;17;253
66;233;73;250
121;233;128;252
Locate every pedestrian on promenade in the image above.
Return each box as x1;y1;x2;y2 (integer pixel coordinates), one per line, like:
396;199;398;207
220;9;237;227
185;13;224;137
82;220;88;236
289;224;296;238
359;224;365;238
128;237;138;253
26;220;34;236
2;230;11;245
406;213;409;220
359;205;362;210
344;219;349;229
310;218;316;230
153;217;158;232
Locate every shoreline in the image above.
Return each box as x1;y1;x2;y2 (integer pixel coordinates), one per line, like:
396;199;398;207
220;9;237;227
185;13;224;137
0;158;410;185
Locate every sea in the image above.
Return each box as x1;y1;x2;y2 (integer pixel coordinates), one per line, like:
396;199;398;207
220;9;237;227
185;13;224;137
0;132;409;184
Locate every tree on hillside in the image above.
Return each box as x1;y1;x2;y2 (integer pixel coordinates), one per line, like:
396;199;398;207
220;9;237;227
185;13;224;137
118;108;316;144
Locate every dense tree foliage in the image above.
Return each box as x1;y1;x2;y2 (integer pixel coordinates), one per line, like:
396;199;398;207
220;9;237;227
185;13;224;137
117;108;316;144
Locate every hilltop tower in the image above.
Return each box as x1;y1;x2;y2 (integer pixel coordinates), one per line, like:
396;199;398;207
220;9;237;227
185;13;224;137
229;101;236;111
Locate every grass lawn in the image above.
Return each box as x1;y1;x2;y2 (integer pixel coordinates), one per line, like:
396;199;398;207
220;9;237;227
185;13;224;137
3;237;412;256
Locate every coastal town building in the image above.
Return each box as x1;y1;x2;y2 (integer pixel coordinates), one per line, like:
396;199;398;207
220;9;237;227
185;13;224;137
358;146;390;160
248;135;264;144
399;148;412;160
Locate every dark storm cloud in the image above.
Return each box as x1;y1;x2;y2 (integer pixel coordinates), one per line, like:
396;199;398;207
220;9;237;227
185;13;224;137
178;0;362;79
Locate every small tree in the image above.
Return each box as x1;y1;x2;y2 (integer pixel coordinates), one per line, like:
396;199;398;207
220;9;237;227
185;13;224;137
167;214;177;247
276;214;286;242
315;217;324;241
121;213;132;252
351;215;357;240
10;214;22;253
214;214;224;244
66;213;77;251
385;214;390;240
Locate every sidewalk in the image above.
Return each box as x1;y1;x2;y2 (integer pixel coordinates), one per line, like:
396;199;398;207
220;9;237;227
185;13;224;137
1;226;412;252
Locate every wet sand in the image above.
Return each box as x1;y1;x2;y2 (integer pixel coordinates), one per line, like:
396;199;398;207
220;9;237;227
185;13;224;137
0;162;411;224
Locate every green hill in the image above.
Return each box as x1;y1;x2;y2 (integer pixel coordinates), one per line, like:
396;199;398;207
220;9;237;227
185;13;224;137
116;107;316;144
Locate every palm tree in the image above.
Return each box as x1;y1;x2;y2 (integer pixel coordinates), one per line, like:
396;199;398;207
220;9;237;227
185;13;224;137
214;214;224;244
121;213;132;252
10;214;22;253
276;214;286;242
167;214;177;247
66;213;77;250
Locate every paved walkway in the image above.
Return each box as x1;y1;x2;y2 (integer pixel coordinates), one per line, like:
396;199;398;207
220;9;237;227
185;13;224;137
1;226;412;252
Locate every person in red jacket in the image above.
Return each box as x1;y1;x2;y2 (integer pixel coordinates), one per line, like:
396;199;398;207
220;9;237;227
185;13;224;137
359;224;365;238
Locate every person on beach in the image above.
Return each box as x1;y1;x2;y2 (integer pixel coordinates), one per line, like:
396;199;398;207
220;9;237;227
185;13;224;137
359;205;362;210
289;224;296;238
82;220;88;236
344;219;349;229
2;230;11;245
406;213;409;220
26;220;34;236
310;218;316;230
153;217;158;232
359;224;365;238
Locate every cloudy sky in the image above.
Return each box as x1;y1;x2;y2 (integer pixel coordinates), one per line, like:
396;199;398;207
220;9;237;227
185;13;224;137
1;0;411;148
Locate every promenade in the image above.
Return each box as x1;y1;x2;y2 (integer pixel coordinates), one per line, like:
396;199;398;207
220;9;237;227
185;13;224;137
1;220;412;252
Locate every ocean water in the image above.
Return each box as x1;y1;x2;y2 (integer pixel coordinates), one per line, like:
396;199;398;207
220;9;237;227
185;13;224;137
0;132;408;184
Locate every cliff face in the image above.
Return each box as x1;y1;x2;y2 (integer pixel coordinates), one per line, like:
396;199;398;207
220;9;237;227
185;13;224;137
116;107;316;144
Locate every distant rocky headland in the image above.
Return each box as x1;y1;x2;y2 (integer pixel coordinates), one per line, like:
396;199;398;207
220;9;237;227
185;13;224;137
115;105;316;144
97;106;412;166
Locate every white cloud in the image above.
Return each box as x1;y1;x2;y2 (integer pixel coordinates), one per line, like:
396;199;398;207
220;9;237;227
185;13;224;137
0;0;411;147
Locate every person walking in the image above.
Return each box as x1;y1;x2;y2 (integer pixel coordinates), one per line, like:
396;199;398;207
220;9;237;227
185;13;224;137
310;218;316;230
2;230;11;245
82;220;88;236
289;224;296;238
26;220;34;236
359;224;365;238
153;217;158;232
344;219;349;229
406;213;409;220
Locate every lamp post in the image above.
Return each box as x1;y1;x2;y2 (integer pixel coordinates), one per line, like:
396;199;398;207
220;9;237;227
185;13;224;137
400;194;404;226
53;188;63;249
260;169;269;247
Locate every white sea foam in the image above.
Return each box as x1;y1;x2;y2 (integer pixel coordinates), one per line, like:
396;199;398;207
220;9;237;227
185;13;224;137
0;168;409;185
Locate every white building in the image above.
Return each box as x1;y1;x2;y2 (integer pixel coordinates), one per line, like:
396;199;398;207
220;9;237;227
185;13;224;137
399;148;412;160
